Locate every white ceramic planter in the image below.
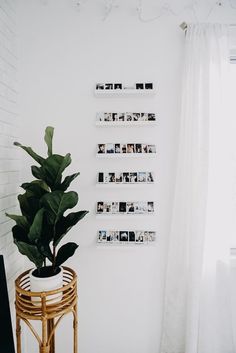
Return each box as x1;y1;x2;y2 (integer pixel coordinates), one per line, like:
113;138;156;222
30;267;63;305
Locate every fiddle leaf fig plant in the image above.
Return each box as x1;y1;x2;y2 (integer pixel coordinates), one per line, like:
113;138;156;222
6;127;88;276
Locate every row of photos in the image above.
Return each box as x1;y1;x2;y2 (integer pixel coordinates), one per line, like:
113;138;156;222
95;82;156;245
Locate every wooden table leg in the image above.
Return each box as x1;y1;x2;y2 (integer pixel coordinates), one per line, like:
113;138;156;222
47;318;55;353
73;303;78;353
16;316;21;353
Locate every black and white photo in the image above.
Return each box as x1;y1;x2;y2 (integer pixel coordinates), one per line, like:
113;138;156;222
97;202;104;213
119;202;127;213
120;231;128;242
137;172;146;183
97;144;105;154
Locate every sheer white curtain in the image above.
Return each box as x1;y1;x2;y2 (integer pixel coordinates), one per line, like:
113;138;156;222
160;23;235;353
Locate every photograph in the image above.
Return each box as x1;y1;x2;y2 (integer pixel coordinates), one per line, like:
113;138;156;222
136;231;144;242
126;113;133;121
104;113;112;121
148;144;156;153
147;172;154;183
147;201;154;213
106;143;115;153
119;202;127;213
96;83;104;90
103;173;109;183
112;113;118;121
121;144;127;153
118;113;125;121
115;172;123;183
98;172;104;183
105;83;113;89
97;144;105;154
97;202;104;213
97;112;104;121
103;202;112;213
136;83;144;89
130;172;137;183
148;231;156;242
120;231;128;242
127;202;135;213
143;231;149;242
136;201;148;214
98;230;107;242
139;113;148;121
115;144;121;153
112;202;119;213
108;172;115;183
133;113;140;121
145;83;153;89
109;231;119;242
127;143;135;153
142;144;148;153
135;144;142;153
123;172;130;183
129;231;136;242
148;113;156;121
114;83;122;90
137;172;146;183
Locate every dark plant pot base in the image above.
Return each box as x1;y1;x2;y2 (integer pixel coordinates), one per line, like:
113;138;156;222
32;266;61;278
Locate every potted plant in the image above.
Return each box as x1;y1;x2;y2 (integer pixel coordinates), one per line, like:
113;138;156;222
6;126;88;295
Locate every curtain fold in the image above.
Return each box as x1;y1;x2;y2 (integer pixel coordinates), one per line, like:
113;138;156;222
160;23;235;353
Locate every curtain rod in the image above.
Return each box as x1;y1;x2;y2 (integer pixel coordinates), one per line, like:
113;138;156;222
180;22;236;31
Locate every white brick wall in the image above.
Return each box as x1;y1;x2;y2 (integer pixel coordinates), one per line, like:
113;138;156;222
0;0;24;305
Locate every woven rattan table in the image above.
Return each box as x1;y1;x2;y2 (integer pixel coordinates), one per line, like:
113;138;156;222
15;267;78;353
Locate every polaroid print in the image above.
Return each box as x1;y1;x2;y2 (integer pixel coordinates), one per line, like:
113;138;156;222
119;202;127;213
121;144;127;153
136;83;144;90
103;173;109;184
112;231;119;242
97;112;105;122
115;172;123;183
137;201;148;214
112;202;119;214
130;172;137;183
123;172;130;183
112;113;118;121
104;202;112;213
137;172;146;183
140;113;148;121
136;231;144;243
148;231;156;242
147;201;154;213
106;232;111;242
114;83;122;90
127;144;135;153
148;113;156;121
120;231;128;242
97;172;104;183
105;83;113;90
96;83;104;90
135;144;142;153
108;172;115;183
106;143;115;154
148;145;156;153
126;113;133;121
146;172;154;183
104;113;112;122
118;113;125;121
129;231;136;242
96;202;104;213
133;113;140;121
115;144;121;154
143;231;149;243
98;230;107;243
97;144;105;154
145;83;153;89
127;202;135;214
142;144;148;154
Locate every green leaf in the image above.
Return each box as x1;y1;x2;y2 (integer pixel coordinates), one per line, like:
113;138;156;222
60;172;80;191
14;142;45;165
12;225;29;243
21;180;49;197
5;213;29;230
39;243;53;263
44;126;54;156
55;242;78;267
14;240;45;268
28;208;44;243
40;154;72;190
31;165;45;180
41;190;78;225
18;193;41;223
54;210;89;246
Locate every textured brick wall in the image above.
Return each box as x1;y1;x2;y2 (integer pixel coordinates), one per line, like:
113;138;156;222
0;0;24;304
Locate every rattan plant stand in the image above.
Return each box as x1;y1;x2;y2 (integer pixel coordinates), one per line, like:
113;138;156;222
15;266;78;353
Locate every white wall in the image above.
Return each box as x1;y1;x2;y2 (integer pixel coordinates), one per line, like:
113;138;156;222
17;1;236;353
0;0;24;309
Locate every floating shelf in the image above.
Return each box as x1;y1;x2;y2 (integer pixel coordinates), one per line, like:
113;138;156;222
96;153;157;158
96;183;155;188
95;121;157;127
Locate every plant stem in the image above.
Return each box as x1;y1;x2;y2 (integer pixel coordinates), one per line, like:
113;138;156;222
52;245;56;273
